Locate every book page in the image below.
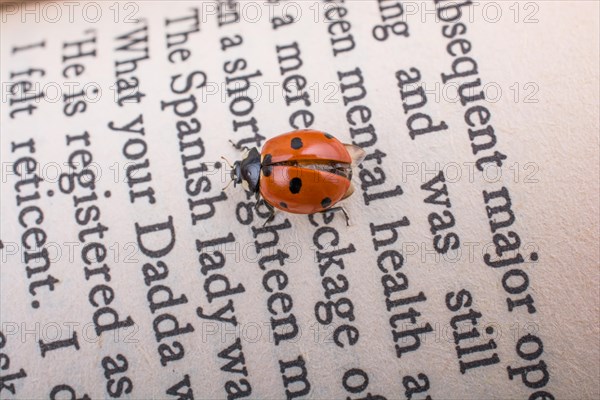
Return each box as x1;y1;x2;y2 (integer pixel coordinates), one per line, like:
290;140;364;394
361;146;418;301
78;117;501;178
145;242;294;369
1;1;598;399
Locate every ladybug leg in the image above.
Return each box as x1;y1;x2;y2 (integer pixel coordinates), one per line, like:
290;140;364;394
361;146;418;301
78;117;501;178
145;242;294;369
254;192;266;213
262;202;276;227
323;206;351;226
253;193;276;226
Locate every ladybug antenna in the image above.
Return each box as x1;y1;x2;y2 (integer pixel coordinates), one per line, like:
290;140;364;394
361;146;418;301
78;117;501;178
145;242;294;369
222;179;234;192
220;156;237;191
220;156;234;169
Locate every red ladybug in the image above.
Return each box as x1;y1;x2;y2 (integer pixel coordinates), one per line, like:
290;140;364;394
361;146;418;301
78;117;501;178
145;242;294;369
226;130;365;224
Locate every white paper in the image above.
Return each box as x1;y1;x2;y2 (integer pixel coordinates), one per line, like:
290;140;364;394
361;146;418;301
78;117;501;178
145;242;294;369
1;1;598;399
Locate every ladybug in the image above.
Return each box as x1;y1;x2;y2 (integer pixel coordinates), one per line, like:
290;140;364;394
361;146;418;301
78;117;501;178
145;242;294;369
226;129;366;225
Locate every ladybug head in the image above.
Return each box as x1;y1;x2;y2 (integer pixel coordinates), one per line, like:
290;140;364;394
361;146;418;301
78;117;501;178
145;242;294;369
230;161;243;187
229;148;261;194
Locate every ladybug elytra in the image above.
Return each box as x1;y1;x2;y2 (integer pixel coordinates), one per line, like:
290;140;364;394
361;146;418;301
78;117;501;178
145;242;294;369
226;129;366;225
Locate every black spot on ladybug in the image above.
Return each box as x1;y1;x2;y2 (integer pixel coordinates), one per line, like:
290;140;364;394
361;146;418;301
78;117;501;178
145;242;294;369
324;133;334;139
262;165;272;177
291;137;303;149
321;197;332;208
263;153;272;165
289;177;302;194
279;202;288;209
